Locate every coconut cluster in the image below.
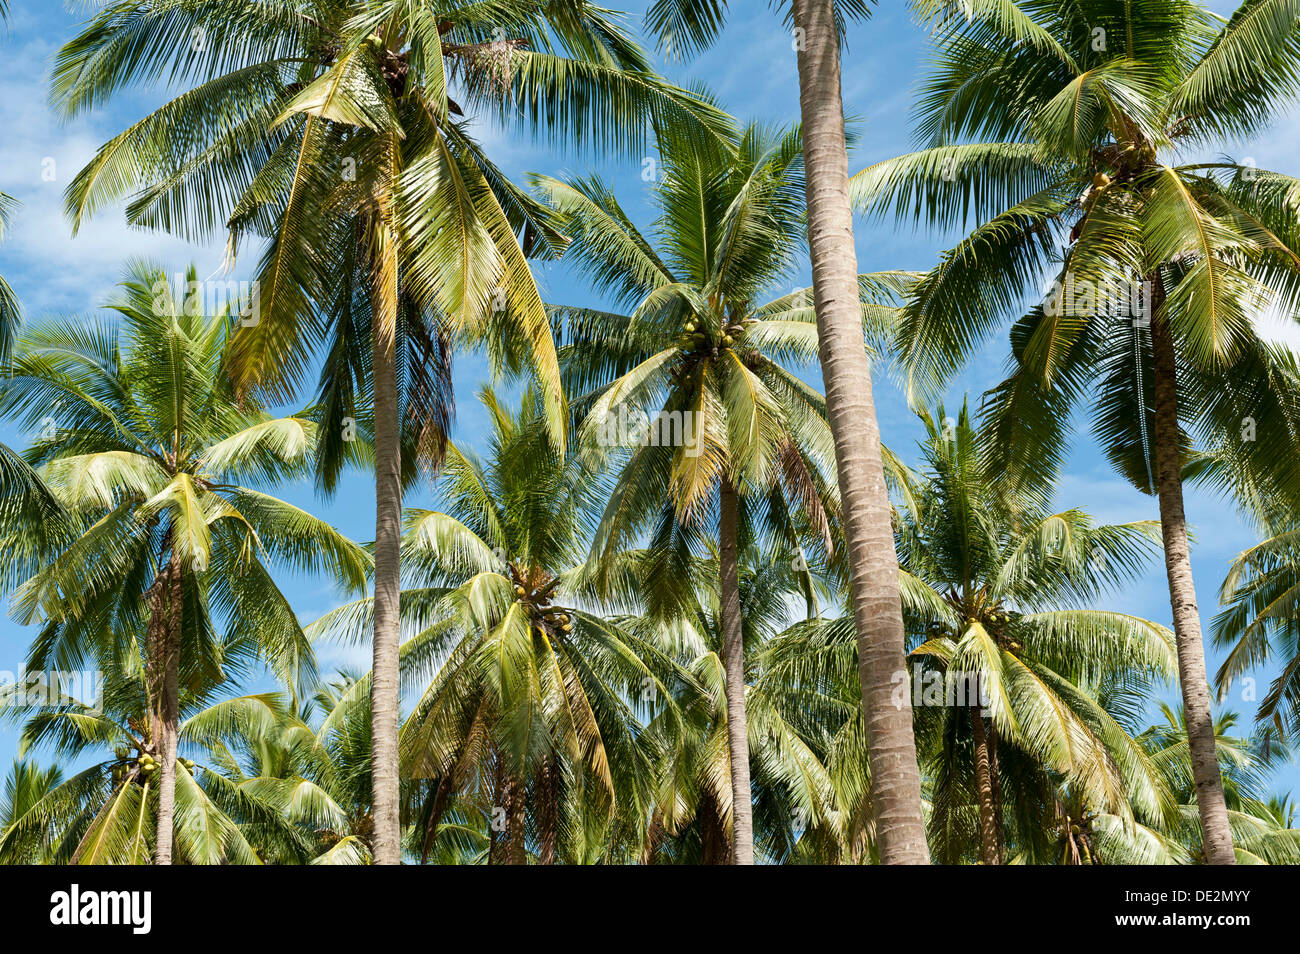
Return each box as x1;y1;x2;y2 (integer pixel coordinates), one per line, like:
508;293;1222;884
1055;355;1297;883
509;567;573;634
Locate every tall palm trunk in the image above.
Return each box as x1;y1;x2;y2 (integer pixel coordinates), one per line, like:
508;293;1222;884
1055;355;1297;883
969;701;1000;865
718;477;753;864
791;0;929;864
370;288;403;865
1148;277;1235;865
147;551;181;865
505;772;528;865
538;756;557;865
988;724;1005;861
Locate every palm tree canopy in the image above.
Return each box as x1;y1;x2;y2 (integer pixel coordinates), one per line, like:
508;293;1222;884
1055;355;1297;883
536;122;914;578
0;261;371;700
850;0;1300;503
53;0;737;458
309;389;701;862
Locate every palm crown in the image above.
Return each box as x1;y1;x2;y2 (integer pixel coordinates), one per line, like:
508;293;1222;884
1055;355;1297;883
897;404;1176;863
310;389;695;863
0;262;369;863
1;263;368;695
54;0;734;451
853;0;1300;495
540;123;909;563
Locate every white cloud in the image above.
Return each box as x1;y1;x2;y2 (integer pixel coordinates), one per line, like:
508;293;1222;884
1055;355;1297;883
0;31;227;317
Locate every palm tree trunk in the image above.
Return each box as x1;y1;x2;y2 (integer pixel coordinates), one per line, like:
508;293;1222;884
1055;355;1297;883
988;724;1005;863
506;772;527;865
718;476;754;865
418;775;452;864
791;0;929;864
643;812;663;865
370;294;403;865
1148;278;1235;865
969;701;1000;866
148;553;182;865
538;756;557;865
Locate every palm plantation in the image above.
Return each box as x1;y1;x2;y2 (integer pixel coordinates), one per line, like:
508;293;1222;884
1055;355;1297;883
850;0;1300;864
0;0;1297;869
0;263;369;862
645;0;932;863
310;389;696;863
535;122;910;861
893;406;1176;863
54;0;730;863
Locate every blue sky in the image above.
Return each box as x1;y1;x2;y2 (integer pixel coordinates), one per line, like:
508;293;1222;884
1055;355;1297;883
1;0;1296;793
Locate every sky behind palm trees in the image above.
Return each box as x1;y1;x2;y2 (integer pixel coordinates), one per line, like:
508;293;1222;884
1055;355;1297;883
1;0;1295;789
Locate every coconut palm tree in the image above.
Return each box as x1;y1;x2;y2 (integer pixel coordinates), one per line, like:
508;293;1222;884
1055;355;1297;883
1087;706;1300;864
309;388;697;864
0;137;59;562
617;547;843;864
643;0;931;865
188;673;377;864
534;122;902;862
53;0;733;864
761;405;1178;863
850;0;1300;864
0;262;369;863
0;661;317;865
0;761;67;864
897;405;1177;864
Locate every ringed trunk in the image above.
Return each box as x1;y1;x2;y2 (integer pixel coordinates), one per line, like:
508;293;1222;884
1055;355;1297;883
506;772;528;865
1148;278;1235;865
791;0;929;864
370;293;403;865
988;724;1005;862
149;553;182;865
969;700;1000;866
718;477;754;865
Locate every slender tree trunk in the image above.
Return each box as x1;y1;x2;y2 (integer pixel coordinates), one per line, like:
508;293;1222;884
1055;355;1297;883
791;0;929;864
370;295;403;865
1148;279;1235;865
988;724;1005;863
538;757;557;865
718;477;754;865
642;812;663;865
969;701;1000;866
418;775;452;864
506;772;527;865
148;553;182;865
